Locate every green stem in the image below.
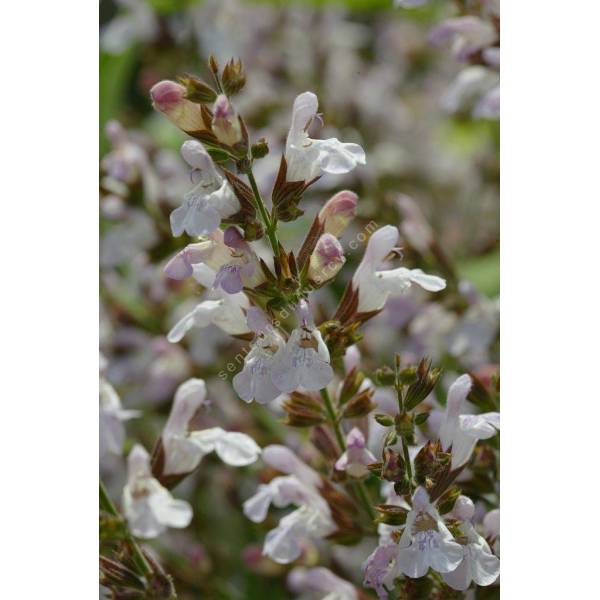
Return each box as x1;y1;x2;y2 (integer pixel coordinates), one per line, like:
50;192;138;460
402;438;414;489
100;480;153;578
246;166;280;255
319;388;376;522
320;388;345;451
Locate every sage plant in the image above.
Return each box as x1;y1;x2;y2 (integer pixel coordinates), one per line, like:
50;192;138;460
100;55;500;600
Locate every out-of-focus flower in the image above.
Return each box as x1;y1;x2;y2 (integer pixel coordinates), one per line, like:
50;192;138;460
429;17;497;62
343;344;361;373
334;428;376;478
442;495;500;590
285;91;365;182
353;225;446;313
122;444;193;539
441;66;499;116
318;190;358;237
396;194;434;256
167;264;251;341
100;0;158;55
160;377;261;477
170;141;240;237
100;378;139;458
233;308;285;404
288;566;358;600
243;445;335;564
439;374;500;469
271;300;334;392
307;233;346;286
474;85;500;119
483;508;500;555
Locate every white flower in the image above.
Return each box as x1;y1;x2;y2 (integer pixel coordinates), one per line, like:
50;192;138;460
285;92;365;182
169;141;239;237
396;487;464;577
442;496;500;590
353;225;446;313
243;445;335;564
167;264;250;341
288;566;357;600
363;487;463;598
334;428;377;478
122;444;193;539
429;16;497;63
439;374;500;470
271;300;334;392
161;378;261;476
99;378;139;458
233;308;285;404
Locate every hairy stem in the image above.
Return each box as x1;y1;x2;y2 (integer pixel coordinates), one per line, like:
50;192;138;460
246;166;280;255
100;480;153;578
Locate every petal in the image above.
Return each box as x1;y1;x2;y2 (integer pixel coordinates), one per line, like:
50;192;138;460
397;545;430;579
243;484;274;523
169;204;189;237
188;427;226;454
167;301;221;343
232;366;254;402
164;378;207;436
263;508;305;564
185;201;221;237
164;251;193;280
124;493;164;539
447;374;472;416
441;556;471;591
470;543;500;586
314;138;366;174
289;92;319;138
162;435;205;476
149;489;193;528
127;444;151;482
428;538;465;573
262;445;321;488
409;269;447;292
298;356;334;391
450;428;478;470
459;414;497;439
214;431;261;466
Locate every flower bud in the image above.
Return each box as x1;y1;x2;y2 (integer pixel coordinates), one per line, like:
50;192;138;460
318;191;357;236
212;95;243;146
381;448;405;482
307;233;345;286
341;389;376;418
453;495;475;521
222;58;247;96
374;504;409;526
150;80;207;133
179;75;217;104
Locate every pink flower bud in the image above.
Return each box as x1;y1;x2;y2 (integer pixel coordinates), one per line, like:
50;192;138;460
307;233;345;285
150;80;206;133
211;95;243;146
318;190;357;236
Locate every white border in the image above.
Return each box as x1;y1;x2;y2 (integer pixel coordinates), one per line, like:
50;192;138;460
1;0;599;596
2;1;97;596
